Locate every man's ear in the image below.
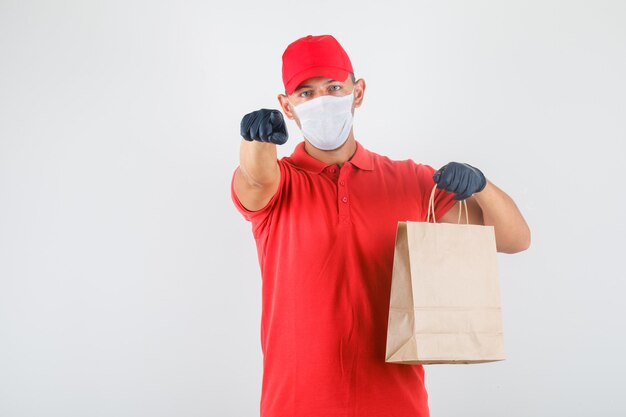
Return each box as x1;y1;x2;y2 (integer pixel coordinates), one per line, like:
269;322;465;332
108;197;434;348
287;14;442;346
277;94;296;120
353;78;366;109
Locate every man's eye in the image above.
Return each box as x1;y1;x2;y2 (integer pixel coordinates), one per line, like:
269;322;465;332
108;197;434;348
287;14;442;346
299;91;311;97
330;85;342;91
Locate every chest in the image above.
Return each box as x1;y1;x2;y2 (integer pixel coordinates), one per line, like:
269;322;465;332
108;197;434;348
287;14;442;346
276;165;424;251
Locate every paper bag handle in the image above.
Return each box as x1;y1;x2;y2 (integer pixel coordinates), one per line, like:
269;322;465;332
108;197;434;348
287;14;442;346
426;184;469;224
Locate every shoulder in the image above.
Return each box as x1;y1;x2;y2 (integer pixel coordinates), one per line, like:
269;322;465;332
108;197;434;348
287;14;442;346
364;148;442;193
367;148;435;175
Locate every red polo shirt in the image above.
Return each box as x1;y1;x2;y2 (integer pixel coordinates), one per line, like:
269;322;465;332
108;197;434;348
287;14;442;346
231;141;457;417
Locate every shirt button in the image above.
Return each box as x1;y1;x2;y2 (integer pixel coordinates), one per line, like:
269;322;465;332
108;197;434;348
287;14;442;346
342;196;348;203
339;180;345;186
330;168;336;173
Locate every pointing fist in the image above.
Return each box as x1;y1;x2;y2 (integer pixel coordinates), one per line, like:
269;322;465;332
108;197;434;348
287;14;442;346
433;162;487;200
240;109;288;145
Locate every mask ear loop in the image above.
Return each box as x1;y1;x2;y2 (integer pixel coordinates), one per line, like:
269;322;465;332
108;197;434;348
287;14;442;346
286;98;299;123
426;184;469;224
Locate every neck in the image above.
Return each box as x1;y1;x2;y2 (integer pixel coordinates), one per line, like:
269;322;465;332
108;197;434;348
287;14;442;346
304;131;357;168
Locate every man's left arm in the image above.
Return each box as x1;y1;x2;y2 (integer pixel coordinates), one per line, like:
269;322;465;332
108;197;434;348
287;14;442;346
440;181;531;253
434;162;531;254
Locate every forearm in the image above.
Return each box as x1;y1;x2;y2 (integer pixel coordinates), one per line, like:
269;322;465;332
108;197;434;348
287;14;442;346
238;139;279;187
473;180;531;253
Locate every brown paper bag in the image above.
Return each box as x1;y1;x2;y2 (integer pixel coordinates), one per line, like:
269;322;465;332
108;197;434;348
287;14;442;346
385;184;505;364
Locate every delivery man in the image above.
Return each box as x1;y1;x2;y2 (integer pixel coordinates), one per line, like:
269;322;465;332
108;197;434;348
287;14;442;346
231;34;530;417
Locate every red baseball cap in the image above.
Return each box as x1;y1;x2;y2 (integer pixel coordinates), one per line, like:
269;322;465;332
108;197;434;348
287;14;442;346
282;34;354;96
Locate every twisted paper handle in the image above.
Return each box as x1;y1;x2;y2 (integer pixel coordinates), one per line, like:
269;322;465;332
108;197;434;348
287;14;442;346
426;184;469;224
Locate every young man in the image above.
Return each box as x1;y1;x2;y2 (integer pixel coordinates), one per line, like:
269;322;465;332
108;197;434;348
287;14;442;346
231;34;530;417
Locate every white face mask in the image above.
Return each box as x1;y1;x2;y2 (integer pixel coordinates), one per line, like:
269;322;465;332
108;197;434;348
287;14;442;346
289;91;355;151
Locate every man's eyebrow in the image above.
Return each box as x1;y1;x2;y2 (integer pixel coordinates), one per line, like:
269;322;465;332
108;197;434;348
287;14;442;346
294;79;340;92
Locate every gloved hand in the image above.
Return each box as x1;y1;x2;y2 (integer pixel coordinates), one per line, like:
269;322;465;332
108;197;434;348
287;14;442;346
433;162;487;200
240;109;288;145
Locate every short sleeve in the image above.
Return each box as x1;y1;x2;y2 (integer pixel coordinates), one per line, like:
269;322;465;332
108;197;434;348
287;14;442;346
230;160;287;238
415;164;457;222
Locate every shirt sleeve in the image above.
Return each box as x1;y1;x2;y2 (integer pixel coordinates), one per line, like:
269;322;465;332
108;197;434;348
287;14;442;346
230;160;286;238
415;164;458;222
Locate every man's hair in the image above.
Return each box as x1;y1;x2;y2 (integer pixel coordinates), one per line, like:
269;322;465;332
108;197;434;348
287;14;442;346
285;72;356;95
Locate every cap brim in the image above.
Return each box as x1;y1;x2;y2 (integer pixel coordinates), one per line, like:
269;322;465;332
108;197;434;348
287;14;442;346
286;67;350;95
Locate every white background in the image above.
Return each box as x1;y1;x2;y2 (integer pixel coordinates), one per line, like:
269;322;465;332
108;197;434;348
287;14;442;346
1;0;625;416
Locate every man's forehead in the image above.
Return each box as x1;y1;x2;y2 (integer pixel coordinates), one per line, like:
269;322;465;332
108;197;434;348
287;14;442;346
294;76;347;91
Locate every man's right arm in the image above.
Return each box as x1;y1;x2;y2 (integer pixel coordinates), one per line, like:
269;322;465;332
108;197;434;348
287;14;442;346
233;109;288;212
234;141;280;211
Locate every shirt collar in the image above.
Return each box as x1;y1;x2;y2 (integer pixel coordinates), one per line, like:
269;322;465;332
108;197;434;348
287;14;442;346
288;140;375;174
